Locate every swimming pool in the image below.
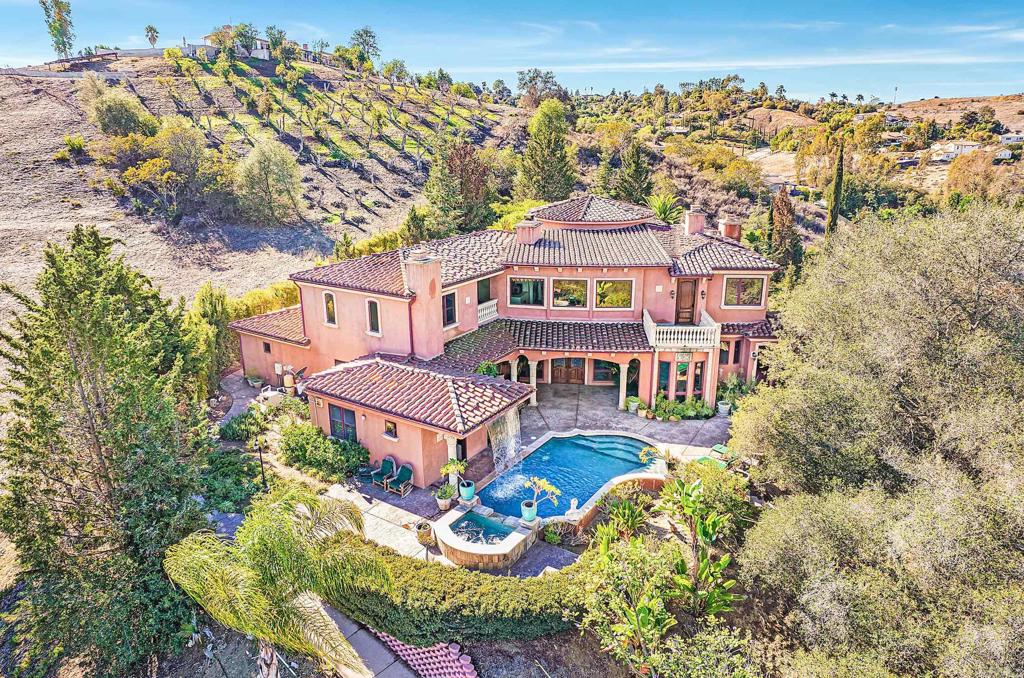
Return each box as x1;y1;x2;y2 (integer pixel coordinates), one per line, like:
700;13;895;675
478;434;653;519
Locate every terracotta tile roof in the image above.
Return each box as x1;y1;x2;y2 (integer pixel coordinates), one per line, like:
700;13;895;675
437;319;651;370
289;230;514;297
667;230;779;276
721;314;779;339
303;355;532;436
527;195;656;223
506;224;674;267
228;306;309;345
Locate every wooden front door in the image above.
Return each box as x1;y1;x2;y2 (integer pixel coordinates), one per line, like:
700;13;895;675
551;358;585;384
675;280;697;324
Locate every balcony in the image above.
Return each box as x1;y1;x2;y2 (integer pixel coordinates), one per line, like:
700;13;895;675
478;299;499;325
643;309;720;351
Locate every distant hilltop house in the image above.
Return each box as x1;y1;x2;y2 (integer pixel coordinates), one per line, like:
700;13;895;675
853;112;910;128
185;25;328;63
999;131;1024;145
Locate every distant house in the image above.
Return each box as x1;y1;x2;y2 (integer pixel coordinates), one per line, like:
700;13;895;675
200;25;272;60
994;148;1013;160
929;140;981;162
999;131;1024;145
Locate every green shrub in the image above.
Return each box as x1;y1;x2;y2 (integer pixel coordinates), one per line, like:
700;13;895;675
218;407;269;441
89;89;159;137
277;422;368;481
200;447;261;512
64;134;87;156
328;543;577;646
681;461;755;541
653;393;714;420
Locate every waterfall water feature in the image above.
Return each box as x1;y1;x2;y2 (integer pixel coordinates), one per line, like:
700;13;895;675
487;407;522;473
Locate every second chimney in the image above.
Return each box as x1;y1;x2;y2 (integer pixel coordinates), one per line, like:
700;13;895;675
515;221;543;245
721;216;742;241
685;207;706;235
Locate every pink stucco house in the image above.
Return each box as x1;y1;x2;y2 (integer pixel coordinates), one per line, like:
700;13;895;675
229;195;778;488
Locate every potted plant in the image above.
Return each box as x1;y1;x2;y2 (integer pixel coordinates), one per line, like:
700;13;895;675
433;482;455;511
415;520;435;547
521;476;561;522
717;400;731;416
624;395;642;414
636;402;647;418
245;370;264;388
668;414;681;422
440;459;474;501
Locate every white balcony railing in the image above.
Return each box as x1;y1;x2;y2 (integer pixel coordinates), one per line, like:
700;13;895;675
478;299;499;325
643;309;721;350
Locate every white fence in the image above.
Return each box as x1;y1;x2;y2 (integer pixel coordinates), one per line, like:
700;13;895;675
0;68;134;80
478;299;499;325
643;309;720;350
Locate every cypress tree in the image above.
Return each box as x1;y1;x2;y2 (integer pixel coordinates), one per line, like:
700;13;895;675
514;99;576;201
0;226;208;675
825;137;845;243
769;189;803;280
593;149;615;197
613;143;654;205
423;131;464;238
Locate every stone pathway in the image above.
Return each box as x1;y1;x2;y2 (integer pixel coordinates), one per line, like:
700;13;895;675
219;369;260;424
326;482;432;560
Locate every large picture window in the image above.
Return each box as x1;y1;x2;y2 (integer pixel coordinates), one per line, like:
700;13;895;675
323;291;337;325
328;404;356;441
596;280;633;309
593;359;616;382
552;279;588;308
442;292;457;327
510;277;545;306
723;277;765;307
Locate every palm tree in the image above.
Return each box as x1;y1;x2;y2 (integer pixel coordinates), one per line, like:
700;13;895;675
145;24;159;48
646;192;684;224
165;484;389;678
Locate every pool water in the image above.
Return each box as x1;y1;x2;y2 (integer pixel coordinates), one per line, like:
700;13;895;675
478;434;652;519
450;512;515;544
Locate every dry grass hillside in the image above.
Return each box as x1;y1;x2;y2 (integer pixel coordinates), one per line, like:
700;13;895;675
891;93;1024;129
0;55;523;326
736;106;817;135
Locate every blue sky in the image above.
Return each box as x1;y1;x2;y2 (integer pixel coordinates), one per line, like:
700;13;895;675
3;0;1024;101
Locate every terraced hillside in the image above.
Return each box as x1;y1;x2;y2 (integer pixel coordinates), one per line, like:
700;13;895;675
0;55;524;325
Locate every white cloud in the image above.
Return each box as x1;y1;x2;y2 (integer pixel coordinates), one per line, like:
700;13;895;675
287;21;329;41
878;22;1014;35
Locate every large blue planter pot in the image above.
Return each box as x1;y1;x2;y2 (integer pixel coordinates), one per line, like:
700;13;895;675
520;500;538;522
459;480;476;501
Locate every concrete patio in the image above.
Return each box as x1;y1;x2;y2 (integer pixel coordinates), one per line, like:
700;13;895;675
521;383;731;449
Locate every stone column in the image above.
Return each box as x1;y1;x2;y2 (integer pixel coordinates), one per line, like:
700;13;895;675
508;359;518;382
528;360;538;406
618;362;630;410
444;435;458;484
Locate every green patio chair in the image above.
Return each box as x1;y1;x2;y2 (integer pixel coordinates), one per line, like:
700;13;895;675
696;455;728;470
386;463;414;497
371;456;396;488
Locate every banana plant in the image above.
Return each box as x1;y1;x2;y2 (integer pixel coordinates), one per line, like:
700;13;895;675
668;548;742;618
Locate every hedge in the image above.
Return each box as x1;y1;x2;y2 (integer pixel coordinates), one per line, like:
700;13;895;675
327;543;580;646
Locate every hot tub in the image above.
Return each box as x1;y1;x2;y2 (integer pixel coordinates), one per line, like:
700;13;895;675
433;506;533;570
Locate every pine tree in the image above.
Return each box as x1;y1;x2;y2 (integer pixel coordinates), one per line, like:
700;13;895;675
185;281;235;398
423;131;464;238
825;137;845;243
402;205;431;244
0;225;208;675
593;149;615;197
613;143;654;205
514;99;576;201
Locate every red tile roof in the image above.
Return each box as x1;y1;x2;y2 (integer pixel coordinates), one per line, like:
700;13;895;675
721;316;779;339
436;319;651;370
228;306;309;345
527;195;657;223
303;355;532;436
665;229;779;275
289;230;514;297
505;224;673;267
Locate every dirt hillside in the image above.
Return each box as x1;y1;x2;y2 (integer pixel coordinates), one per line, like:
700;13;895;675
891;93;1024;130
0;56;523;327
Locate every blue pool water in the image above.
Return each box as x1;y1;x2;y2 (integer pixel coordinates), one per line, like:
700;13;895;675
450;512;515;544
478;434;651;519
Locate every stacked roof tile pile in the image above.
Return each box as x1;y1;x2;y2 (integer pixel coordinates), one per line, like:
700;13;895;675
373;634;479;678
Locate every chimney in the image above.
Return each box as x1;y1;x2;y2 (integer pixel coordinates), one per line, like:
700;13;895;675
721;216;742;241
685;206;706;235
515;221;543;245
404;248;445;360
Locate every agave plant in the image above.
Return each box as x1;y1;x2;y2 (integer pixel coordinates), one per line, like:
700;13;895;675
646;192;684;224
164;484;389;678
